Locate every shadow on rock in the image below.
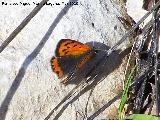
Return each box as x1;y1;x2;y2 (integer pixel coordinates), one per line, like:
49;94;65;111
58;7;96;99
0;0;78;119
45;41;131;120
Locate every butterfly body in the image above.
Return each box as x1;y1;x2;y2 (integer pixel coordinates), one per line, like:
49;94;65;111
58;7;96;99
51;39;97;84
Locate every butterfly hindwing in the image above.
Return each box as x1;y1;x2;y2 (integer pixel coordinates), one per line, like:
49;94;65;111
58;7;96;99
61;51;96;84
50;56;64;78
76;51;95;70
57;56;80;74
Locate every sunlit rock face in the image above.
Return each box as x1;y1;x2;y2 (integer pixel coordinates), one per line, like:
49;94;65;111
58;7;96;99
0;0;136;119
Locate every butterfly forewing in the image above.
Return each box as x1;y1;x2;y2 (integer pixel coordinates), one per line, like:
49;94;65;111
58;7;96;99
56;39;92;57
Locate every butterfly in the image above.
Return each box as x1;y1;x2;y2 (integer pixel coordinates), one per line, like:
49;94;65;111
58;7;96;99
50;39;97;84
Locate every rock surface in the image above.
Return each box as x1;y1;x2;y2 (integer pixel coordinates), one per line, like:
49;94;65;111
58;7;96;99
0;0;145;119
126;0;151;24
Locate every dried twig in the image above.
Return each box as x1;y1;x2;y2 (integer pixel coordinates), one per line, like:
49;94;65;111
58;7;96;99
152;0;160;116
107;0;160;55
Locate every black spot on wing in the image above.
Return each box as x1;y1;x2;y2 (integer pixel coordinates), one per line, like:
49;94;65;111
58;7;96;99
56;39;75;56
50;57;56;72
56;71;59;74
62;49;67;52
50;56;55;64
64;41;74;46
64;51;69;55
52;67;55;70
73;44;78;47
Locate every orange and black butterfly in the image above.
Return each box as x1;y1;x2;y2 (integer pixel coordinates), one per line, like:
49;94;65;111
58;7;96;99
50;39;97;84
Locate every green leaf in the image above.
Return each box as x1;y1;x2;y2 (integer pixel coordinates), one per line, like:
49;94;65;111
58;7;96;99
118;66;137;120
126;114;159;120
